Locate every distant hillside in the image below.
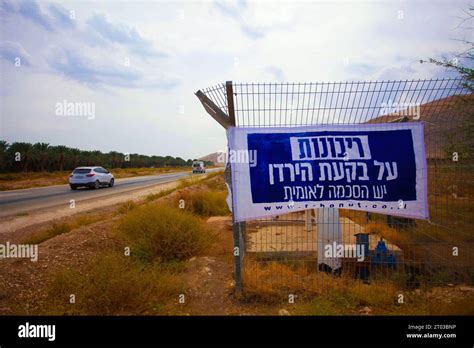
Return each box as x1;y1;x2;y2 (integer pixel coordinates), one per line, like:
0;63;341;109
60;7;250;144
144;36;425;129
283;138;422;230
199;152;225;166
367;94;473;159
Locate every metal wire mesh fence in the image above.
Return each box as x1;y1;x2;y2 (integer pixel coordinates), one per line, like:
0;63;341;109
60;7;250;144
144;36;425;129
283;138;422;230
199;79;473;299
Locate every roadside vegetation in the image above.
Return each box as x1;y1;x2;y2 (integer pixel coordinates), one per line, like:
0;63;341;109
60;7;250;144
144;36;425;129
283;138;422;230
23;214;103;244
174;191;229;217
144;171;223;203
242;260;474;315
18;173;224;315
118;204;215;263
116;200;138;214
242;260;398;306
21;172;223;246
339;170;474;287
38;252;184;315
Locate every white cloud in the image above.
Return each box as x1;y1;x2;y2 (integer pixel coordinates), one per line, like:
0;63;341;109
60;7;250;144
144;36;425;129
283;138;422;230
1;0;472;159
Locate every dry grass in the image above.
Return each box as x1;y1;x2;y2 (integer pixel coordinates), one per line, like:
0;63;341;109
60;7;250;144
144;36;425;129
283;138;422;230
117;200;137;214
145;171;224;203
117;204;216;263
203;174;228;190
242;260;398;306
340;197;474;284
200;170;224;181
171;173;229;217
112;167;190;178
23;214;102;244
0;171;70;190
145;188;175;202
176;176;201;189
242;261;317;302
174;190;230;217
34;252;184;315
242;260;474;315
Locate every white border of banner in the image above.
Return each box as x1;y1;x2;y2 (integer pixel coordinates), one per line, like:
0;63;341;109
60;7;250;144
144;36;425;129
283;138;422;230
227;122;429;222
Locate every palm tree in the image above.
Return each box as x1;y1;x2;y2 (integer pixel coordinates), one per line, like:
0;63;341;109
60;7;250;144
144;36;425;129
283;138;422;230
69;148;81;168
108;151;120;168
91;150;102;166
33;142;50;171
8;142;34;172
50;145;69;171
0;139;194;172
0;140;9;171
80;150;91;166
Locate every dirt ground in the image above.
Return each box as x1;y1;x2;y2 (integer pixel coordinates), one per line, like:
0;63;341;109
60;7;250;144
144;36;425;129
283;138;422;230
0;216;120;314
0;212;281;315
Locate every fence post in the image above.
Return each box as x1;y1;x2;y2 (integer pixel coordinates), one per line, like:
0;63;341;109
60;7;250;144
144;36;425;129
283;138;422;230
226;81;245;296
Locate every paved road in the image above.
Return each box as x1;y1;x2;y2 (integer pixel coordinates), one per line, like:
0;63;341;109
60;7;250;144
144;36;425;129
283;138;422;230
0;169;221;218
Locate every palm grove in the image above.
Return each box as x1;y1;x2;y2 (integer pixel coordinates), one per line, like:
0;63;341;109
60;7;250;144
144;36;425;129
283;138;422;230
0;141;212;173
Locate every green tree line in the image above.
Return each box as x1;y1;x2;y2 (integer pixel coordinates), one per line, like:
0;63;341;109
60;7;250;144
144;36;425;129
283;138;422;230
0;141;212;172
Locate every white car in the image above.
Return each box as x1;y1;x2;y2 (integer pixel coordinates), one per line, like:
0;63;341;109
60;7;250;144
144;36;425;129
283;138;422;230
69;166;114;190
192;161;206;174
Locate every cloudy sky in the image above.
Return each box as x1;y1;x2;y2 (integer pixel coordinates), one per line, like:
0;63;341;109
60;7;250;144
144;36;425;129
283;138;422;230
0;0;472;159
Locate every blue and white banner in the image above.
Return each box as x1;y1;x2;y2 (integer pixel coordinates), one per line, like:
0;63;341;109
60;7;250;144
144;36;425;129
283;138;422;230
227;123;429;222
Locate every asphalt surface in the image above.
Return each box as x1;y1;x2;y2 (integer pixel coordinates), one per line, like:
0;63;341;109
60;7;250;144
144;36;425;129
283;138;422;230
0;169;221;218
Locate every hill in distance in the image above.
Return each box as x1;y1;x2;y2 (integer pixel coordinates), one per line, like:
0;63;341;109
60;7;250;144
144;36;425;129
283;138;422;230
367;93;473;159
198;152;226;166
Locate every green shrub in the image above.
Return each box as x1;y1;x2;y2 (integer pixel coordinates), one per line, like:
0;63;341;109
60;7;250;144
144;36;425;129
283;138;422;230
174;191;229;217
118;204;215;262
